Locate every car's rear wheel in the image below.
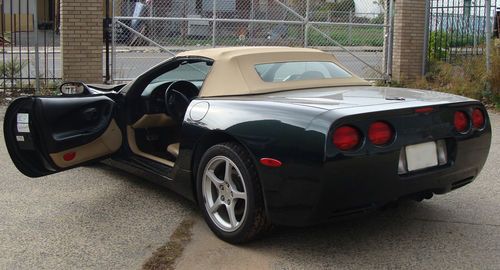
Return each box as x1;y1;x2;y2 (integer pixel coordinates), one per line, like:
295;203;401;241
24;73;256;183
196;142;270;243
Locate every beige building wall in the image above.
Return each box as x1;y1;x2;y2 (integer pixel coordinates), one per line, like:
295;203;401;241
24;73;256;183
60;0;103;83
392;0;427;82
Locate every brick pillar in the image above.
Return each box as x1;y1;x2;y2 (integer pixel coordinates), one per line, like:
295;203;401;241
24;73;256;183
60;0;103;83
392;0;427;82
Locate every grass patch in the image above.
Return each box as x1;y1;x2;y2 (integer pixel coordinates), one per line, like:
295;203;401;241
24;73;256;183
307;25;384;46
126;24;384;48
142;218;195;270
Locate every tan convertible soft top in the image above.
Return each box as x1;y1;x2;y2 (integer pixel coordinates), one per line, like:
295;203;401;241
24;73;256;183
177;47;370;97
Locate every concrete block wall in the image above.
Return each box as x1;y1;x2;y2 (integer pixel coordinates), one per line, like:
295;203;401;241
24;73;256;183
60;0;103;83
392;0;427;82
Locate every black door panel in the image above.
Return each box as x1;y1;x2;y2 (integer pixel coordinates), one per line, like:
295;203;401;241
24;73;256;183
3;96;122;177
33;96;115;152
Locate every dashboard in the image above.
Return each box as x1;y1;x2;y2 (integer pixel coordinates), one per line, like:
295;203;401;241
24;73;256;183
140;80;204;114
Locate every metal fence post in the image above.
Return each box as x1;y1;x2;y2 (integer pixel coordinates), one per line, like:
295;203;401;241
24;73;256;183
384;0;394;82
485;0;492;74
383;0;390;77
33;0;40;94
149;0;153;46
111;0;116;83
348;10;353;46
422;0;430;76
105;0;111;83
250;0;255;39
304;0;310;47
386;0;395;80
212;0;217;47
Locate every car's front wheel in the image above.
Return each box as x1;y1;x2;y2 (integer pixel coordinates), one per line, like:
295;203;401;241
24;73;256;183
196;142;270;243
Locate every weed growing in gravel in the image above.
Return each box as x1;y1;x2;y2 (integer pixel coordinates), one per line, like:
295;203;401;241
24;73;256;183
142;218;195;270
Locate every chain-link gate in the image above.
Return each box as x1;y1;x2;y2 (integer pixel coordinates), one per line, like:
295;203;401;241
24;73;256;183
111;0;392;82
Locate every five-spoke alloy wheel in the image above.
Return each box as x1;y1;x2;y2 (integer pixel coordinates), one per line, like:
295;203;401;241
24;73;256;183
202;156;248;232
197;142;271;243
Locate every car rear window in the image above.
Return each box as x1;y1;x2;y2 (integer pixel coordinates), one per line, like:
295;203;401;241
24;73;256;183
255;61;352;82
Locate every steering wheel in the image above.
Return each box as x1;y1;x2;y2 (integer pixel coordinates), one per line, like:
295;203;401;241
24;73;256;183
165;81;200;123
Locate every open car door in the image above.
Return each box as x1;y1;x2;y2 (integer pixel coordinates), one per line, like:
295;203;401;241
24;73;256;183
3;96;123;177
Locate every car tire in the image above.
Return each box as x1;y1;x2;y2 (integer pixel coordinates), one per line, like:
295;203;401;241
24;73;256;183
196;142;271;244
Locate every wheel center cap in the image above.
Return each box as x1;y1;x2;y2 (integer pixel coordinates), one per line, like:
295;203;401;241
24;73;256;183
220;184;232;201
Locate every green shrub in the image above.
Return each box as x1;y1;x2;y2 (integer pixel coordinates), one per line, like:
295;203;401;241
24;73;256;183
0;58;27;78
428;31;487;61
428;31;450;60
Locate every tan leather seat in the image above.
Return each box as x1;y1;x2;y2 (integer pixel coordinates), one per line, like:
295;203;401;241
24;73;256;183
167;143;180;158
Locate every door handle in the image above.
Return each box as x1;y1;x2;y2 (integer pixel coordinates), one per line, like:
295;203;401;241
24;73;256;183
81;107;98;122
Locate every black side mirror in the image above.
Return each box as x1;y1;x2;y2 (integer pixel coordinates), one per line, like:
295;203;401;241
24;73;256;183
60;82;89;95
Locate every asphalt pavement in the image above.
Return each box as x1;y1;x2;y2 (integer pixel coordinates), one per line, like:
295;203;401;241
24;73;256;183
0;105;499;270
0;106;195;269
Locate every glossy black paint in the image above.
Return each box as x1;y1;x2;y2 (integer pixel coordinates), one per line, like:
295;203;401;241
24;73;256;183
3;72;492;227
169;89;491;226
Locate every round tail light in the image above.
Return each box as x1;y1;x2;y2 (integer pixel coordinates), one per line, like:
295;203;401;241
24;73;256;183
472;108;485;129
368;121;394;145
454;111;469;133
333;125;361;151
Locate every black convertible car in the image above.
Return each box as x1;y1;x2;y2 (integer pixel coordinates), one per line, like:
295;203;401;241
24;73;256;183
3;47;491;243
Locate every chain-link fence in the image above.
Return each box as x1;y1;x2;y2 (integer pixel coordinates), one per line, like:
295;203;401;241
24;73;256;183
111;0;391;82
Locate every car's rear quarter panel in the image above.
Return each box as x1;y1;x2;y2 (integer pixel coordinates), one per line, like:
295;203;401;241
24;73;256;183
179;99;329;205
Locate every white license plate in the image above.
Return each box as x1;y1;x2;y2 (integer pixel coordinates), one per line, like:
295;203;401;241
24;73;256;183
405;141;438;172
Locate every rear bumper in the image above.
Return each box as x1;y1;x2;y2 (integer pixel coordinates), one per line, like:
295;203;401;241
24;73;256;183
262;130;491;227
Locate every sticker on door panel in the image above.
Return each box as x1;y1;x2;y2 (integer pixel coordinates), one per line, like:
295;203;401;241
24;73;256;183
17;113;29;123
17;123;30;133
